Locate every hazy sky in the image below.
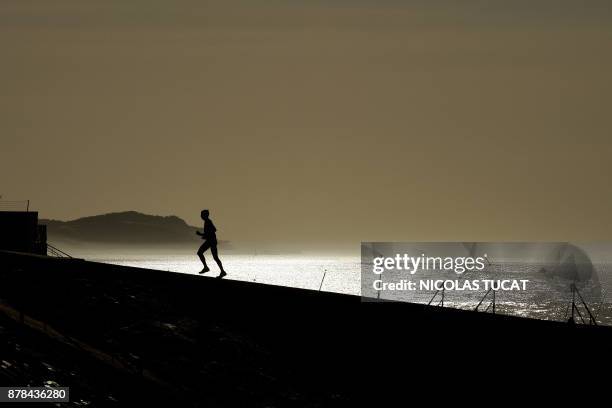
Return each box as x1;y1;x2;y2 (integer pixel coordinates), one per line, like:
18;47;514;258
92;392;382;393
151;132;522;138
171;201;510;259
2;1;612;247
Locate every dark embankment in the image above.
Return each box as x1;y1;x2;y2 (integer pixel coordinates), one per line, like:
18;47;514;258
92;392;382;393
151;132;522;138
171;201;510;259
1;250;611;406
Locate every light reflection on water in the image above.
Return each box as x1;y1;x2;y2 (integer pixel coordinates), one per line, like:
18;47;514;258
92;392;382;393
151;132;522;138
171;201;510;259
81;252;612;326
85;253;362;295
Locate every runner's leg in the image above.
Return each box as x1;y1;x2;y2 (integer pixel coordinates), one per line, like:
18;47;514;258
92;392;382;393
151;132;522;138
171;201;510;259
211;245;225;273
197;241;212;271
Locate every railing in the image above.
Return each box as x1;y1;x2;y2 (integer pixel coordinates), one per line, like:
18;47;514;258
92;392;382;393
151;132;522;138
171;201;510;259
566;283;598;326
426;287;445;308
47;243;72;258
0;200;30;212
474;289;496;314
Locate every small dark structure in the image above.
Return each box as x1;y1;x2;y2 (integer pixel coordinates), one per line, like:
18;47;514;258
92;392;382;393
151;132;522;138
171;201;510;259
0;211;47;255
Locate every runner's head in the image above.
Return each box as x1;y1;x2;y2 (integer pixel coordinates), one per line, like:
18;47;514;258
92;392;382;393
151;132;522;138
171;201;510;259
201;209;210;220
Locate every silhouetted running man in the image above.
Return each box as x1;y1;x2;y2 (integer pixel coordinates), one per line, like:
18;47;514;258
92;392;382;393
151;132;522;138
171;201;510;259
196;209;227;278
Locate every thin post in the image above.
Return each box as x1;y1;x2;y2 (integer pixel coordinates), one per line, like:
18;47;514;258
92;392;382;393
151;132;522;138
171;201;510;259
571;284;575;322
474;288;492;311
492;290;496;314
318;270;327;291
26;200;29;212
574;284;598;325
427;290;439;306
574;302;585;324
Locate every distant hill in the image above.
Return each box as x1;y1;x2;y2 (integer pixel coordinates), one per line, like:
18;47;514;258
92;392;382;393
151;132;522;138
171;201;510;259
41;211;217;245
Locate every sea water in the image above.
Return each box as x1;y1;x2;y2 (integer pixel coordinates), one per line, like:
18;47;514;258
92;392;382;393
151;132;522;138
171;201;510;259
83;252;362;295
77;250;612;326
